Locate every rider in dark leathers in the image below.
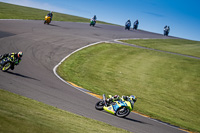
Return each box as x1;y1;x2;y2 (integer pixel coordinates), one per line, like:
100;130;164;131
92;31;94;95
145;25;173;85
125;19;131;27
47;11;53;21
133;20;139;30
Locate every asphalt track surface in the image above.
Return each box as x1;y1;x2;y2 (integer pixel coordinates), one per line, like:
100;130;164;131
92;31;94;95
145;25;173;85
0;20;188;133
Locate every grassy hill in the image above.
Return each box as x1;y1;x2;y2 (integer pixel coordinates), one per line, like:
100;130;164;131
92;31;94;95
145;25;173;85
121;39;200;57
0;2;112;25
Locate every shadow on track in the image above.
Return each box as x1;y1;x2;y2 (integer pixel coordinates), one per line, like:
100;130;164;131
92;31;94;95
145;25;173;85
6;71;40;81
48;24;71;30
101;110;150;125
93;26;102;28
124;117;150;125
48;24;61;27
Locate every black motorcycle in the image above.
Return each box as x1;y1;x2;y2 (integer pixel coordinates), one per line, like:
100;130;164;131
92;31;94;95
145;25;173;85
125;23;131;30
133;24;138;30
0;55;15;72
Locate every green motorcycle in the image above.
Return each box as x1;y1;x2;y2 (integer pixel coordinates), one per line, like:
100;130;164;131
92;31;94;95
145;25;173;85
90;19;96;26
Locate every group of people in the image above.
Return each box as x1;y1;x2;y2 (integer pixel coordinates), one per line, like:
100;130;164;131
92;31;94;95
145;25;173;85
47;11;170;36
125;19;139;30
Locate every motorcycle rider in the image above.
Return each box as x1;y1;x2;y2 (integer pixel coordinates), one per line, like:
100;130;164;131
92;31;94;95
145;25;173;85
0;51;23;70
133;19;139;30
47;11;53;21
125;19;131;27
167;26;170;36
106;95;137;105
91;15;97;22
164;25;170;36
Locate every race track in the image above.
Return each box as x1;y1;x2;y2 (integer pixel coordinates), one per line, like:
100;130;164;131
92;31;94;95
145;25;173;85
0;20;187;133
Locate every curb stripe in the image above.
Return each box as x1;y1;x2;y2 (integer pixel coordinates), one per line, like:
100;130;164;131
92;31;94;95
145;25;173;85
68;81;83;89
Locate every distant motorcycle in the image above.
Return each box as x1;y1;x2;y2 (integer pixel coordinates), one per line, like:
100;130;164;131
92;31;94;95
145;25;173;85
125;23;131;30
95;94;134;118
164;29;169;36
90;19;96;26
44;15;51;25
133;24;138;30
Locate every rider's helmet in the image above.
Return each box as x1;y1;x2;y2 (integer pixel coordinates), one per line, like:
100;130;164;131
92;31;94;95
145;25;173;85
17;51;23;58
129;95;137;103
114;95;119;101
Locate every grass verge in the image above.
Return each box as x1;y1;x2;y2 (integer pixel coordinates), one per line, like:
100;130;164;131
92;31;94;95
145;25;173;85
0;2;112;25
0;89;130;133
57;42;200;132
121;39;200;57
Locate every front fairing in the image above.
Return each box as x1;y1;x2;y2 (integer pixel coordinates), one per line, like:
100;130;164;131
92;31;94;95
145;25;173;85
103;100;133;115
90;20;95;24
103;105;115;114
45;16;51;22
126;100;133;111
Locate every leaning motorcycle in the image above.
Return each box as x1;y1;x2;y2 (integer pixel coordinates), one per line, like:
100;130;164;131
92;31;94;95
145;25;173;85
95;94;134;118
44;15;51;25
0;56;14;72
90;19;96;26
125;23;131;30
133;24;138;30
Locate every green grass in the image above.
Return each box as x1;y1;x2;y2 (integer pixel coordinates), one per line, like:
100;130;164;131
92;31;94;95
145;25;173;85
0;2;112;25
57;42;200;132
121;39;200;57
0;89;130;133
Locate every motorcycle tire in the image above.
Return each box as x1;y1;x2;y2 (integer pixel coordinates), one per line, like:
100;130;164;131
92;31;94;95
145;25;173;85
1;62;12;72
95;101;105;110
115;107;130;118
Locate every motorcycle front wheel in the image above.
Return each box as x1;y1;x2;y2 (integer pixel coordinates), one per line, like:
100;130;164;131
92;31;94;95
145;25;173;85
95;101;105;110
115;107;130;118
2;62;12;72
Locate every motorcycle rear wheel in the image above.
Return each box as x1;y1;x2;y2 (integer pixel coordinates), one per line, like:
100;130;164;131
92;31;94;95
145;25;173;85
115;107;130;118
95;101;105;110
